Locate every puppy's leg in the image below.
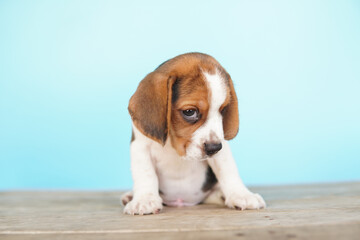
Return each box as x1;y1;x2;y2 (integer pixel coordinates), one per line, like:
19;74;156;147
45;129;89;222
207;142;266;210
123;137;163;215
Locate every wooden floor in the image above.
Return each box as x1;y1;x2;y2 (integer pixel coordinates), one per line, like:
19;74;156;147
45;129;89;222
1;182;360;240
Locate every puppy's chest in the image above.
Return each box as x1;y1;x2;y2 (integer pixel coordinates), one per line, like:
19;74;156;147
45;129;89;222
150;143;210;206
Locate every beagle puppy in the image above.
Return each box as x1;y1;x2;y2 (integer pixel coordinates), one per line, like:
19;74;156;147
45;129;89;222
121;52;266;215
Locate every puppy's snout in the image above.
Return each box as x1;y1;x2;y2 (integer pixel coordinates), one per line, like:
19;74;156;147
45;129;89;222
204;142;222;156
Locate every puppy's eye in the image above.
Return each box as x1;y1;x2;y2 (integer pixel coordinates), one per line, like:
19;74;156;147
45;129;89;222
181;109;199;123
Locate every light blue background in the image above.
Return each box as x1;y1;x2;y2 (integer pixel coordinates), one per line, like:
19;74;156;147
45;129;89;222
1;0;359;190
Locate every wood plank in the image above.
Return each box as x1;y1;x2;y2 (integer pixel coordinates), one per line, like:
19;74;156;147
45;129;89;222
1;224;360;240
0;182;359;239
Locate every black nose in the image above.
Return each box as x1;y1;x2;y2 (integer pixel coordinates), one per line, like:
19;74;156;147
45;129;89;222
204;142;222;156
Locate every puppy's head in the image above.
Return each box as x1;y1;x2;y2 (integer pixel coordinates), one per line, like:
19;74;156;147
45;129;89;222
128;53;239;160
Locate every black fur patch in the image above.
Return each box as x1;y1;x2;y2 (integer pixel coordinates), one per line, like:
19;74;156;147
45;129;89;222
202;166;218;192
171;78;180;103
143;124;167;144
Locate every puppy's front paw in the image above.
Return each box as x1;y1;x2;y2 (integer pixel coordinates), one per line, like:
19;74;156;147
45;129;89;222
225;191;266;210
123;194;163;215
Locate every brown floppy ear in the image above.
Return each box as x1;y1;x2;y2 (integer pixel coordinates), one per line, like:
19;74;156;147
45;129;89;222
128;72;174;145
223;76;239;140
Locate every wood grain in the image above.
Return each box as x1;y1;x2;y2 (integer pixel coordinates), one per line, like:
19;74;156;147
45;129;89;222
1;182;359;239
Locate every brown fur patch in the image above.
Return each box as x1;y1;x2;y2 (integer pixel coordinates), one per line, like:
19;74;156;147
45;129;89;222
222;75;239;140
128;72;173;144
169;72;209;155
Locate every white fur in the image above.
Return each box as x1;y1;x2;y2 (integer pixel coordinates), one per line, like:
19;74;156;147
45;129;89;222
123;125;163;215
123;71;266;215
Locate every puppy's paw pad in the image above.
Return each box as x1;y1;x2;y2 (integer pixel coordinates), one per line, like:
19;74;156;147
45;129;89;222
226;192;266;210
123;194;163;215
121;191;133;206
